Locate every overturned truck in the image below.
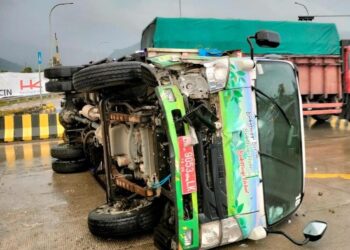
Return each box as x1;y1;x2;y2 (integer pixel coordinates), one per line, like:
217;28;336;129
45;18;327;249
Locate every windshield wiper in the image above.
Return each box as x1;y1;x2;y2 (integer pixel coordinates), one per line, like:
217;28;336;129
252;86;292;127
259;151;296;169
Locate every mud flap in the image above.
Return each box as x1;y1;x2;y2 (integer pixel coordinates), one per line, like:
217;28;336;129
156;86;200;250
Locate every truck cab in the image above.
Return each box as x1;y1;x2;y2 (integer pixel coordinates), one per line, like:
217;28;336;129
147;49;306;249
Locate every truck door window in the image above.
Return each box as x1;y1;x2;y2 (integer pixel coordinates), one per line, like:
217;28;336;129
256;61;303;225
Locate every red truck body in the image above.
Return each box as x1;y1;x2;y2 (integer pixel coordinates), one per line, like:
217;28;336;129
286;55;343;117
340;41;350;120
284;42;350;119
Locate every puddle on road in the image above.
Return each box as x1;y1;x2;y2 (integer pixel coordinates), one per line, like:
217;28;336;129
0;139;154;250
0;140;59;171
305;116;350;141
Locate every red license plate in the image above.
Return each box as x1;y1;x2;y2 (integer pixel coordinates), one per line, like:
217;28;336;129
178;136;197;195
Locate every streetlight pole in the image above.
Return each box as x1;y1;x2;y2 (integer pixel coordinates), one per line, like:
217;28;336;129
179;0;182;17
295;2;350;21
295;2;314;21
49;2;74;66
295;2;310;15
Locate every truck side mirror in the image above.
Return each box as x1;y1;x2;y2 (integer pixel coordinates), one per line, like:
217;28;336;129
255;30;280;48
303;221;328;242
267;220;327;246
247;30;280;61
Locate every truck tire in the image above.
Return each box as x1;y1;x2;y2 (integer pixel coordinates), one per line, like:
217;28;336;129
52;159;87;173
311;98;334;122
72;61;158;92
45;80;73;92
51;143;84;160
88;199;156;238
154;223;175;250
44;66;83;79
312;114;331;122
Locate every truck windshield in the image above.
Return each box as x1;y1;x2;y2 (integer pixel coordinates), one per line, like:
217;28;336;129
255;60;303;226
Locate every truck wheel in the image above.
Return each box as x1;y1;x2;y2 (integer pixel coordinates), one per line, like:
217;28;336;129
154;223;175;250
45;80;73;92
88;199;156;238
312;114;331;122
83;130;103;170
52;159;87;173
72;61;158;92
51;143;84;160
311;98;335;122
154;202;176;249
44;66;83;79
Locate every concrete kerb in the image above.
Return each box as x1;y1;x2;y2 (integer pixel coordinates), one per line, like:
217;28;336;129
0;113;64;142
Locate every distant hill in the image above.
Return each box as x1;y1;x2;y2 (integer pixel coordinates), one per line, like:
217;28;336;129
0;57;23;72
109;43;140;60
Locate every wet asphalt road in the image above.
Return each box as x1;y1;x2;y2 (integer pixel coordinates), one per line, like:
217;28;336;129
0;116;350;249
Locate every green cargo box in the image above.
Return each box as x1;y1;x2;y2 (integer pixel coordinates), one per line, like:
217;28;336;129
141;17;340;55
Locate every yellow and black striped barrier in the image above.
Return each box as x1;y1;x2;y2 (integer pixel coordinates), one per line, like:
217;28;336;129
0;113;64;142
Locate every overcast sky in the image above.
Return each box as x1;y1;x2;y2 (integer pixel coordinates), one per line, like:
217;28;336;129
1;0;350;67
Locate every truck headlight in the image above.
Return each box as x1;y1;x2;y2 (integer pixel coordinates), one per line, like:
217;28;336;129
221;217;242;245
200;221;221;249
204;58;229;93
200;218;243;249
164;88;176;102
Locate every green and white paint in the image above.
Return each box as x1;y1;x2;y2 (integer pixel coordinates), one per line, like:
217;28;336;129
220;58;264;238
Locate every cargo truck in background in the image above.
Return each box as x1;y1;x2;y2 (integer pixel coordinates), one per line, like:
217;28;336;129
286;55;342;120
141;18;350;121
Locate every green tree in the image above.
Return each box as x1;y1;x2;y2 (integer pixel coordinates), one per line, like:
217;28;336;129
21;67;33;73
